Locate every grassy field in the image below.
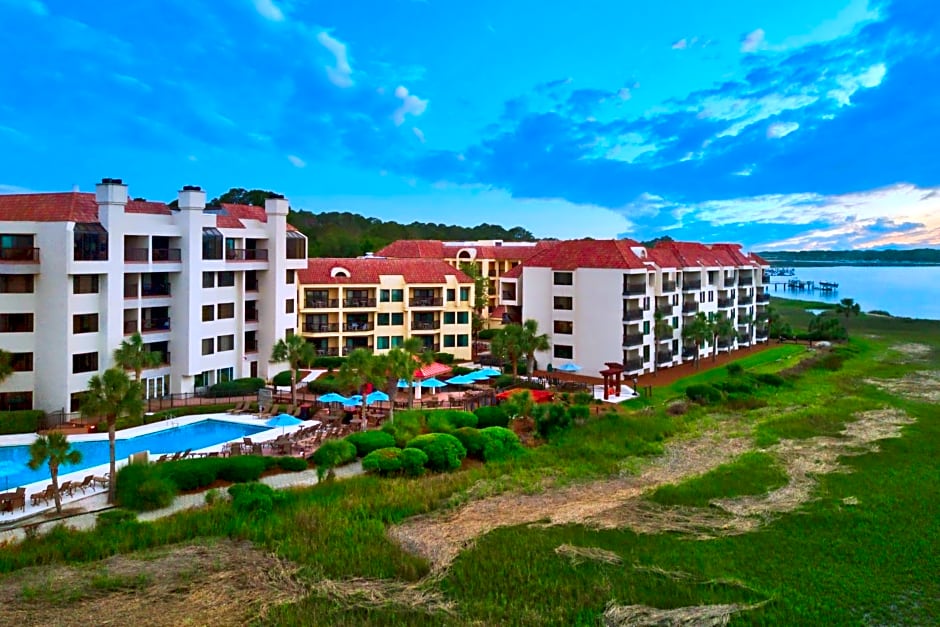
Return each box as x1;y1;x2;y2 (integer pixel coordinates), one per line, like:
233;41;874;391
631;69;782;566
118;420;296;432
0;296;937;625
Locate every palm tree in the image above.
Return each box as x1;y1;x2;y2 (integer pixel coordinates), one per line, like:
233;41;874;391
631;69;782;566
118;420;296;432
270;333;316;408
519;319;550;376
0;349;13;386
113;332;160;384
491;324;524;380
337;348;382;422
374;347;412;422
652;311;673;372
81;368;143;504
711;314;735;362
681;312;710;369
27;433;82;514
400;338;434;408
835;298;861;320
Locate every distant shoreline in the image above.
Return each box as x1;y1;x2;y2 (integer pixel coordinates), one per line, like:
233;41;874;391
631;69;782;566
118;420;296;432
765;261;940;267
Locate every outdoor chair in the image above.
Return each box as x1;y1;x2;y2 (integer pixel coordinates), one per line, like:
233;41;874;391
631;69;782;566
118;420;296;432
75;475;95;494
92;475;110;489
9;487;26;512
227;402;246;414
180;448;192;459
155;454;169;463
59;481;75;497
30;485;54;506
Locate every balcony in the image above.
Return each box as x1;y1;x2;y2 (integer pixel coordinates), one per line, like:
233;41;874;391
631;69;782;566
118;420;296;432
244;309;259;323
756;293;770;303
623;309;644;322
141;318;170;333
682;279;702;291
305;299;339;309
623;284;646;297
245;339;259;353
655;304;674;316
738;276;753;287
682;302;699;314
501;291;517;301
682;346;698;360
661;280;677;292
656;352;673;365
737;295;753;305
0;248;40;263
123;320;138;335
622;333;644;347
718;297;734;308
410;297;443;307
343;322;374;332
623;358;644;372
124;284;139;298
74;249;107;261
141;285;171;298
756;329;769;340
412;320;441;331
342;345;373;356
737;333;751;345
226;249;269;262
421;343;441;353
153;248;181;262
303;323;339;333
315;347;340;357
718;339;732;350
124;248;149;262
343;298;377;308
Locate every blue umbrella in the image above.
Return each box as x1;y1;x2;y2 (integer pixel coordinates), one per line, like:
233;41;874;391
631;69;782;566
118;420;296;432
446;374;476;385
558;362;582;372
267;413;303;427
466;370;491;381
318;392;350;404
477;368;501;377
397;378;419;388
366;390;390;403
420;377;447;388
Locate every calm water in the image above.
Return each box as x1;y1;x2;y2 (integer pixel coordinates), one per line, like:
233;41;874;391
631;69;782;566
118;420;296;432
768;265;940;320
0;420;269;489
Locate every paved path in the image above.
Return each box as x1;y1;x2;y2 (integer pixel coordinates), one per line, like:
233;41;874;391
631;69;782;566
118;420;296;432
0;462;363;544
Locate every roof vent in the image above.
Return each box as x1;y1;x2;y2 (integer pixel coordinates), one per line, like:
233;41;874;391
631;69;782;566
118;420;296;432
182;185;202;191
100;178;124;185
363;252;374;258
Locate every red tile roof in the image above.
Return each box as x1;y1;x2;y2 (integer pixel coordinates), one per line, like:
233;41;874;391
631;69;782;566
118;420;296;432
0;192;99;222
374;240;446;258
502;264;523;278
220;203;268;223
415;362;453;379
298;257;473;284
375;239;555;261
126;200;172;215
520;239;647;270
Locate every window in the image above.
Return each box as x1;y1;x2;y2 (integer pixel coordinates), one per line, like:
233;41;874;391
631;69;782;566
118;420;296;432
72;351;98;373
286;269;295;284
286;299;295;314
672;317;678;328
217;303;235;319
73;223;108;261
286;230;306;259
553;272;573;285
376;336;390;350
391;289;404;302
202;271;214;288
391;336;404;347
0;313;33;332
286;328;295;338
217;271;235;287
194;371;211;388
443;312;456;325
377;313;390;326
443;335;455;348
73;313;99;334
459;287;470;301
201;338;214;356
202;305;214;322
217;334;235;352
391;312;404;325
457;311;469;324
643;320;650;334
0;275;34;293
216;367;233;383
73;275;99;294
446;289;456;302
553;345;573;359
10;353;32;372
69;391;83;412
554;320;573;334
553;296;573;310
380;289;390;302
457;334;469;347
202;227;223;260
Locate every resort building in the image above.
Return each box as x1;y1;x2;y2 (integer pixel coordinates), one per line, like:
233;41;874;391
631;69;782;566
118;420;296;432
0;179;307;413
374;239;557;325
296;256;476;360
497;239;769;376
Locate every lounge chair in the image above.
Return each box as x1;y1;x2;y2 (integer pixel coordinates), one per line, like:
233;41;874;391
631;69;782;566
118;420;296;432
30;485;54;506
155;454;169;463
9;487;26;512
228;443;243;457
59;481;75;498
75;475;95;494
92;475;110;489
228;401;247;414
180;448;192;459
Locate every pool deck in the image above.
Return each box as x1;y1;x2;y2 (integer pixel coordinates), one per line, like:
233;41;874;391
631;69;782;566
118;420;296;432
0;412;320;526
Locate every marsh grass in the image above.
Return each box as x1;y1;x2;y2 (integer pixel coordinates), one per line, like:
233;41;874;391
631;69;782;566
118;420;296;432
647;452;788;507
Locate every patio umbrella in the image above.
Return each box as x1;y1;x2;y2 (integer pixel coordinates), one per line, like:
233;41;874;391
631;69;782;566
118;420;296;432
557;362;582;372
419;377;447;388
477;368;502;377
465;370;491;381
366;390;390;404
397;378;420;388
317;392;349;404
446;374;476;385
267;413;303;428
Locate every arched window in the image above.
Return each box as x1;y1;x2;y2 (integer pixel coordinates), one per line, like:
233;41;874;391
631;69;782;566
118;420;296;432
330;267;350;278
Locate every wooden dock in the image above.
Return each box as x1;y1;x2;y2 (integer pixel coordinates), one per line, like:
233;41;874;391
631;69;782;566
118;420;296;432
768;279;839;293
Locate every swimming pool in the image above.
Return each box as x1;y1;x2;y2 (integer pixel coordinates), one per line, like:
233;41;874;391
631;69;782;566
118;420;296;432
0;419;270;489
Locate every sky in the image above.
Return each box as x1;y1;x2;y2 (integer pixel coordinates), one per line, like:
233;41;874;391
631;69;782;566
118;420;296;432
0;0;938;250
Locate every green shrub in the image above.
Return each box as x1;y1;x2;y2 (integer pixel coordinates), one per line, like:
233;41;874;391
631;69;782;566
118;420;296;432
158;458;220;491
754;373;786;387
427;410;477;433
479;426;524;462
567;405;590;421
204;488;221;505
474;405;509;428
272;370;293;387
95;509;138;530
216;456;267;483
275;456;309;472
572;392;595;406
228;482;280;516
726;363;745;376
453;427;487;459
381;411;425;448
405;433;466;472
311;356;346;370
813;352;846;371
399;448;428;477
534;404;573;439
714;379;756;395
433;352;456;365
345;431;397;457
477;328;498;340
361;447;404;475
452;366;474;376
685;384;723;405
115;462;176;511
493;374;515;388
310;440;357;480
206;377;265;397
0;409;43;434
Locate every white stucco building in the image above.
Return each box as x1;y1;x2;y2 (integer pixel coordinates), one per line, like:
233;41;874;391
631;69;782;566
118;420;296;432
0;179;307;413
497;239;770;376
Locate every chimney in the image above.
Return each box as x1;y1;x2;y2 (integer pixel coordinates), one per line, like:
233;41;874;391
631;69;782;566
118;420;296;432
95;177;128;206
177;185;206;212
264;193;289;216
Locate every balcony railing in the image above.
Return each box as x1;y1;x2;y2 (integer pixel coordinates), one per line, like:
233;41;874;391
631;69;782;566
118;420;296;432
622;333;644;347
501;291;517;301
141;285;171;298
682;302;699;314
305;299;339;309
738;277;753;286
0;248;40;262
682;280;702;291
623;358;644;372
226;248;269;261
74;249;107;261
123;320;138;335
124;248;149;262
153;248;181;262
623;284;646;296
656;352;673;365
410;297;443;307
623;309;644;322
756;329;769;340
245;340;259;353
718;339;732;350
245;311;259;323
141;318;170;333
756;293;770;303
303;323;339;333
718;297;734;308
682;347;698;359
737;295;753;305
661;280;677;292
412;321;441;331
343;298;377;308
315;347;340;357
343;346;373;356
343;322;374;332
655;304;674;316
422;343;441;353
737;333;751;344
124;284;139;298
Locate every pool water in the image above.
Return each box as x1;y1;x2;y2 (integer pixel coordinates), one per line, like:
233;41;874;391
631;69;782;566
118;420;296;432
0;420;270;490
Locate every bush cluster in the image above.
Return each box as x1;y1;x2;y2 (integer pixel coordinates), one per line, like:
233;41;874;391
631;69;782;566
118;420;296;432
405;433;466;472
477;328;498;340
433;352;456;365
754;373;786;387
345;431;397;457
426;410;478;433
310;440;357;480
381;411;425;448
534;404;574;439
685;384;723;405
229;482;282;516
473;405;509;428
272;370;293;387
308;377;342;395
0;410;43;434
479;426;524;462
452;427;487;458
206;377;264;398
361;447;428;477
311;356;345;370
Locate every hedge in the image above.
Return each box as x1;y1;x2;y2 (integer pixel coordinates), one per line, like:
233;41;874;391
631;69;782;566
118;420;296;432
0;409;43;434
405;433;466;472
362;447;404;475
312;356;346;370
229;482;282;516
345;431;397;457
685;384;723;405
474;405;509;428
427;410;477;433
310;440;357;480
381;410;425;448
272;370;293;387
433;352;456;365
480;426;524;462
114;464;175;511
206;377;264;397
308;377;342;395
477;329;498;340
453;427;487;459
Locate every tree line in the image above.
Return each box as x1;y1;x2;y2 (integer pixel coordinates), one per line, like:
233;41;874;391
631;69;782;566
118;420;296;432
759;248;940;265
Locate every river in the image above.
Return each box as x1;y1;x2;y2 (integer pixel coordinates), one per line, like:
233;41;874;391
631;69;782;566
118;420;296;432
767;265;940;321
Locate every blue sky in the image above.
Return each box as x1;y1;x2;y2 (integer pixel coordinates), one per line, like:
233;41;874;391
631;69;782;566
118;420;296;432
1;0;938;250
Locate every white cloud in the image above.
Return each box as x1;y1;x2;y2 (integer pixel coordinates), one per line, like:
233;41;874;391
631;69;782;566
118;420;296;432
617;87;632;100
671;38;688;50
392;86;428;125
187;155;198;162
0;184;35;194
412;127;426;143
740;28;766;53
287;154;306;168
252;0;284;22
767;121;799;138
317;31;353;88
827;63;886;106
